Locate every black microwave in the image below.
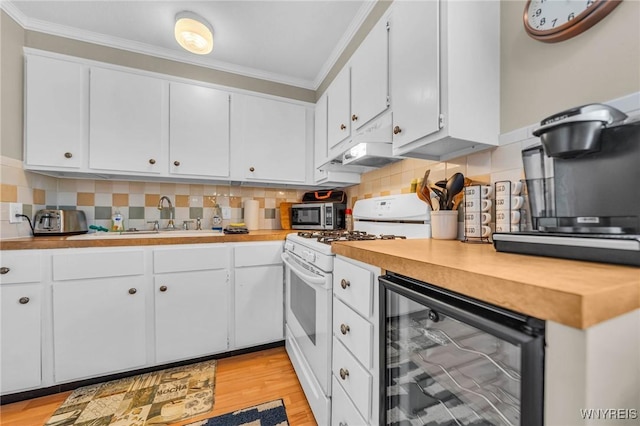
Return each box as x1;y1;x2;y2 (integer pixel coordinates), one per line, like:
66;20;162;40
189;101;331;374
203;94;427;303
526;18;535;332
291;203;346;230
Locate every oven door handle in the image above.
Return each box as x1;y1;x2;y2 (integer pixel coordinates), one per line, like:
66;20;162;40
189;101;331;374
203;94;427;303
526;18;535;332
281;253;327;286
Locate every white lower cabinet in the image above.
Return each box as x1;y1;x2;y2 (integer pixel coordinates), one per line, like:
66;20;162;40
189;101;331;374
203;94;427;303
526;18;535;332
155;270;229;363
153;245;231;363
233;242;284;348
332;256;381;425
53;275;147;383
1;284;42;393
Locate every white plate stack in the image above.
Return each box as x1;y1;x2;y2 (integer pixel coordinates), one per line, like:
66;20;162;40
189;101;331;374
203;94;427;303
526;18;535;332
463;185;493;242
494;180;524;233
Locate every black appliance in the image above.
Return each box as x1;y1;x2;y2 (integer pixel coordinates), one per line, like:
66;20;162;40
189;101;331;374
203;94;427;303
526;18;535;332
493;104;640;265
380;272;545;425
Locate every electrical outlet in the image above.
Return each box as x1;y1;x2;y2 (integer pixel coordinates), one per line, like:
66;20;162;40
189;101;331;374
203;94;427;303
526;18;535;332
9;203;23;223
221;206;231;219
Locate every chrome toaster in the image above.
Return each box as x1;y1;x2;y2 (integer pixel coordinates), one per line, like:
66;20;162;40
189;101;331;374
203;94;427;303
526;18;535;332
33;209;88;236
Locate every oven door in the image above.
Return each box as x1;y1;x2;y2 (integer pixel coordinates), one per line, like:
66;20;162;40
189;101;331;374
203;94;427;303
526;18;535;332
282;251;332;395
291;204;326;230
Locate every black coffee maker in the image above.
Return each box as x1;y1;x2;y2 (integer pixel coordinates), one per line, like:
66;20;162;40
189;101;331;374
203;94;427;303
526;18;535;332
493;104;640;266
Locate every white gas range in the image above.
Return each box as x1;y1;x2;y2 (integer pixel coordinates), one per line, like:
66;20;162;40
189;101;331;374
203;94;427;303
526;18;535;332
282;193;430;425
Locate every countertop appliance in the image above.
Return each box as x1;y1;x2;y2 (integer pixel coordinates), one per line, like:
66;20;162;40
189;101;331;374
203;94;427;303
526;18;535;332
33;209;88;236
380;272;545;425
282;193;431;425
291;202;346;230
493;104;640;266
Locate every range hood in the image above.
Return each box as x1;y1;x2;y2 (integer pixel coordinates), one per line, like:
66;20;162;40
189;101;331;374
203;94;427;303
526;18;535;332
342;112;401;167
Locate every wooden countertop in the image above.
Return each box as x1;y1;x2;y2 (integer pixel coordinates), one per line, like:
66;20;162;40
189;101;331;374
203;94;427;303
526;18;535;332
0;230;293;250
332;239;640;329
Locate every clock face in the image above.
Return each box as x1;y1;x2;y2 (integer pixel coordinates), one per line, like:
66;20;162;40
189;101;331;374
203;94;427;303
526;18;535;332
524;0;622;42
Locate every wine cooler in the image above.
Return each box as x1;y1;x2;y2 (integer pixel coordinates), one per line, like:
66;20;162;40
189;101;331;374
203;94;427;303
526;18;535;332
379;273;545;426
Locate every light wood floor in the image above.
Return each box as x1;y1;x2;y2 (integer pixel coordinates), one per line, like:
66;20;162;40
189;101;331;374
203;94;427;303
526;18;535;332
0;346;317;426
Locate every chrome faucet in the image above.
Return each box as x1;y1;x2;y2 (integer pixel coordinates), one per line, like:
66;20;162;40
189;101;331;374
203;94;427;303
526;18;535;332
157;196;175;230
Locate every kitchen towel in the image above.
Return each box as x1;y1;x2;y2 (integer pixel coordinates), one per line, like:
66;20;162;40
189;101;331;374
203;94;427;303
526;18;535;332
244;200;260;230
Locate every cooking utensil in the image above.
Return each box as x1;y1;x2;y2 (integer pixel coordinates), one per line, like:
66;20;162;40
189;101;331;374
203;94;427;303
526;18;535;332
431;187;447;211
445;173;465;209
417;170;431;207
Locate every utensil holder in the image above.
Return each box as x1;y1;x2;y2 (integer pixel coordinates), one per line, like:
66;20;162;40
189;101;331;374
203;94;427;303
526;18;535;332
494;180;523;233
463;185;492;243
431;210;459;240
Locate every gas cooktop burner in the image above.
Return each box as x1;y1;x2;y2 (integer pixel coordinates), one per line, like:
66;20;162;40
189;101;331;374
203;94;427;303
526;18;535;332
297;230;407;245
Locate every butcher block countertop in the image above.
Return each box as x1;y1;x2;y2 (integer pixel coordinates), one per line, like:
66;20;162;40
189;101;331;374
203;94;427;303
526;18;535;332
0;230;292;250
332;239;640;330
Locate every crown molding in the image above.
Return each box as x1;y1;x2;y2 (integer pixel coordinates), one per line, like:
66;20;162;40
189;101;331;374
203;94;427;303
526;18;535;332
1;1;317;90
312;1;377;89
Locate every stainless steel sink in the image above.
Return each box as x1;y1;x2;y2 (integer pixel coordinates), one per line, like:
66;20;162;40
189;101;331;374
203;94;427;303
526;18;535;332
66;230;225;240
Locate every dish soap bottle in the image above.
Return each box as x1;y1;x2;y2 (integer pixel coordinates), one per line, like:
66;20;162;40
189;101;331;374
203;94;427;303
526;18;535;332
111;209;124;232
212;204;223;232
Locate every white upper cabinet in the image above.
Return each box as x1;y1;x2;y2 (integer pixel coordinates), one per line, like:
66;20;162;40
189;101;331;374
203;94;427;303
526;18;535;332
169;82;230;178
89;67;167;174
24;55;86;169
390;0;500;160
389;1;440;152
314;93;329;169
327;66;351;153
231;94;310;184
350;17;389;131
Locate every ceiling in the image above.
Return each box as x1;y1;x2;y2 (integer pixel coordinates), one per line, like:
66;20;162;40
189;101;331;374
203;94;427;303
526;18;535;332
3;0;373;89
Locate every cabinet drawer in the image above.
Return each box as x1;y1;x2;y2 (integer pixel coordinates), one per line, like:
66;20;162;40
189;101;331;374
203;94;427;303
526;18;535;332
334;257;373;318
0;252;41;284
333;297;373;369
53;250;144;281
154;245;229;273
332;337;372;420
234;242;283;267
331;376;368;426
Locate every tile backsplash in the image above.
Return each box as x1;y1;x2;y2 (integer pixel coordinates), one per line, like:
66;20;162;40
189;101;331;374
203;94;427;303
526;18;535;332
0;156;305;239
1;134;531;239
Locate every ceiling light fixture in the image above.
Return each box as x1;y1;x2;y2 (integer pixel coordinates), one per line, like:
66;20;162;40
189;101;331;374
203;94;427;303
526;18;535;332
174;11;214;55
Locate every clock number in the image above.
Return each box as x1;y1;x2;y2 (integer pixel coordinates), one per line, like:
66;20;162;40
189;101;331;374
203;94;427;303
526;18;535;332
540;17;546;26
568;12;575;21
535;8;542;16
551;18;558;27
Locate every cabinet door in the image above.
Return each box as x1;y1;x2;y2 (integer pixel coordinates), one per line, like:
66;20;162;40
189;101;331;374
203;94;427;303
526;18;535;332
53;276;147;382
314;93;329;169
239;95;307;183
389;1;440;150
155;270;229;363
234;265;283;347
24;55;85;169
169;83;230;177
89;67;166;174
1;284;41;393
351;17;389;131
327;66;351;151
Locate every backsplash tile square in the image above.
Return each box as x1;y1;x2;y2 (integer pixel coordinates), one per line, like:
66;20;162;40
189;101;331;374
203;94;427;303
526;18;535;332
129;207;145;220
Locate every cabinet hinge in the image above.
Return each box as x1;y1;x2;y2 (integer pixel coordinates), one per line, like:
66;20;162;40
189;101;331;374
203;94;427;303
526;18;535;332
386;21;390;31
386;95;391;107
439;114;445;129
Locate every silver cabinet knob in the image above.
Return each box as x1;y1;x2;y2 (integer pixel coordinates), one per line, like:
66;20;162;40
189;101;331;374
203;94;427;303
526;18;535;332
340;123;346;130
128;288;137;295
173;160;180;166
64;152;73;158
393;125;402;135
249;167;255;172
0;267;9;275
340;324;350;335
149;158;156;165
19;297;30;304
339;368;349;380
340;279;350;289
159;285;167;292
351;114;358;122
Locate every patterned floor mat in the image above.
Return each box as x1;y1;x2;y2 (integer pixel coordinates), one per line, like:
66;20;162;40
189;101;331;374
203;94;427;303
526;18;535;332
44;359;216;426
186;399;288;426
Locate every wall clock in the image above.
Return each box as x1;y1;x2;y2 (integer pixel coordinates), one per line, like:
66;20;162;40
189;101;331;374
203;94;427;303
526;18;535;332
524;0;622;43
